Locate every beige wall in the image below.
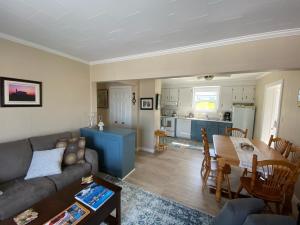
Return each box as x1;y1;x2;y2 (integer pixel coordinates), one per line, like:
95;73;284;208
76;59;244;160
138;79;161;152
0;38;90;142
91;35;300;82
254;71;300;146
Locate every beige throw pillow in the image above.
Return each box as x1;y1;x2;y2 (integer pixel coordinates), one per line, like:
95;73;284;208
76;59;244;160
56;137;86;166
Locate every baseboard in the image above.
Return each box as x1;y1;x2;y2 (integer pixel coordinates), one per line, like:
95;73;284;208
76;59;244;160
122;168;135;180
138;146;155;153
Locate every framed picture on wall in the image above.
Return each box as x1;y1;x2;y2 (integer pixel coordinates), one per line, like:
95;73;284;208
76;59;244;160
155;94;160;110
140;98;153;110
0;77;42;107
97;89;108;108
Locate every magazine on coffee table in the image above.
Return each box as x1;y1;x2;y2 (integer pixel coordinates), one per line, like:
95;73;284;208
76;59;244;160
75;182;114;211
43;202;89;225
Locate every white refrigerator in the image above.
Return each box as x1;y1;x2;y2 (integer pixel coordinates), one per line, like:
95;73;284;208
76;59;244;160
232;106;256;139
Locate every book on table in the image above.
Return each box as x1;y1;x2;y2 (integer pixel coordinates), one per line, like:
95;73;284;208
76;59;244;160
75;182;114;211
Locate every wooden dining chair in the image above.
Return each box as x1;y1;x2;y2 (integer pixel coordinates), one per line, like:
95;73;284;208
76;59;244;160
225;127;248;138
287;145;300;163
268;135;290;156
201;129;232;198
236;154;299;214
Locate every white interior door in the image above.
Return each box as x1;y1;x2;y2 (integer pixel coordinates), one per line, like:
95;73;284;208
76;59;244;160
109;86;132;127
260;81;283;143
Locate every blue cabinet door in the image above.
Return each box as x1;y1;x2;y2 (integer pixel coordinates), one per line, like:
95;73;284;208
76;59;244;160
206;122;219;142
218;123;233;135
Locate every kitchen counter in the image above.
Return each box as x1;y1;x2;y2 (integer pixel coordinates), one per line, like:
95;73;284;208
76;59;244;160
161;116;232;124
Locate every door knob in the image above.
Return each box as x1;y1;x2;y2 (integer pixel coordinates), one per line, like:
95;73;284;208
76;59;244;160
121;122;125;124
114;121;118;124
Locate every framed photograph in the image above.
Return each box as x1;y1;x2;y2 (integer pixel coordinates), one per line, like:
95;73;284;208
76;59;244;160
97;89;108;108
140;97;153;110
44;202;89;225
0;77;42;107
155;94;160;110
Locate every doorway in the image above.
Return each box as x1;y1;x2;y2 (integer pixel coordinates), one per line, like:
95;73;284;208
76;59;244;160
260;80;283;144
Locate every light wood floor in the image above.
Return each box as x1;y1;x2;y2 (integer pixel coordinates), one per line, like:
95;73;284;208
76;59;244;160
125;147;235;216
125;146;299;218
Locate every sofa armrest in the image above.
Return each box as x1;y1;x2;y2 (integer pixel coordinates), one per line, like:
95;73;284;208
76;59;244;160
213;198;265;225
85;148;98;175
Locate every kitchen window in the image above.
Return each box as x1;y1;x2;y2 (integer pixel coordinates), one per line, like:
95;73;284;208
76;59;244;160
193;86;220;112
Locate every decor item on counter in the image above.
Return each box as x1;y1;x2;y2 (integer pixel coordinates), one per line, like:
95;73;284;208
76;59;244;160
140;97;153;110
56;137;86;166
132;92;136;105
0;77;42;107
298;89;300;107
155;93;160;110
88;112;96;127
97;89;108;108
98;120;104;131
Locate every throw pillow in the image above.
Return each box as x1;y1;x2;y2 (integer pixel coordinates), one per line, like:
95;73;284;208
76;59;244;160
24;147;65;180
56;137;86;166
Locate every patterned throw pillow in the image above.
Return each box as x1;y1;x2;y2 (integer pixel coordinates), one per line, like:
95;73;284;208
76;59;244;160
56;137;86;166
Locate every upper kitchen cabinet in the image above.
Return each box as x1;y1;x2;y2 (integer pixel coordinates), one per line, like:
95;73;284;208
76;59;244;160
232;86;255;103
169;88;179;101
220;87;233;111
178;88;193;107
242;86;256;103
161;88;179;103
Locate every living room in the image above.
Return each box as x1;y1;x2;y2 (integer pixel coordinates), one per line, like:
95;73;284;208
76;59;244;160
1;1;300;225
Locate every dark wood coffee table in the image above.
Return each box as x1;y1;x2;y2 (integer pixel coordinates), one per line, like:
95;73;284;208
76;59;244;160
0;177;122;225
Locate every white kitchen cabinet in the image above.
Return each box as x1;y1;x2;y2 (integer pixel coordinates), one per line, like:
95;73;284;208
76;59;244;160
176;118;191;139
178;88;193;107
243;86;256;103
161;88;179;102
232;87;243;103
169;88;179;101
220;87;233;111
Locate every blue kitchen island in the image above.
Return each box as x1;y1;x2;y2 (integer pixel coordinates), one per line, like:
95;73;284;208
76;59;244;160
80;127;136;179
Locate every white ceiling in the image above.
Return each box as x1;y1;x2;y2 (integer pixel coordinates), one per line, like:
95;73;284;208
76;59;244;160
0;0;300;63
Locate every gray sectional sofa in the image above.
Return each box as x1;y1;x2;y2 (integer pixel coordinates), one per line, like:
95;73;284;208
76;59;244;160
0;131;98;220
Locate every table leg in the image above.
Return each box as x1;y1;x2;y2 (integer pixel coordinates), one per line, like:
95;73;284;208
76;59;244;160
216;158;225;202
282;183;293;215
116;192;121;225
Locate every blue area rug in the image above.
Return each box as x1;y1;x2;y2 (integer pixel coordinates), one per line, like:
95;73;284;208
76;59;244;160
102;175;213;225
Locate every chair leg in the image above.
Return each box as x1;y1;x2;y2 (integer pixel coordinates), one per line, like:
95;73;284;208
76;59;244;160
242;168;248;176
202;168;210;191
224;174;232;199
200;160;205;178
235;182;243;198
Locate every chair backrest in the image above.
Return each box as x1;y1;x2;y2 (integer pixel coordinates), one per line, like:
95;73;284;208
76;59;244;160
250;154;299;194
268;135;290;155
201;128;211;168
225;127;248;138
288;145;300;164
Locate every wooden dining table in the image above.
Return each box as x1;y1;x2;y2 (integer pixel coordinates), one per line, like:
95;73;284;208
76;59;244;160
212;134;287;203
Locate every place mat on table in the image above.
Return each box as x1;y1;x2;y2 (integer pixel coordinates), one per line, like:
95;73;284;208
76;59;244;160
230;137;268;170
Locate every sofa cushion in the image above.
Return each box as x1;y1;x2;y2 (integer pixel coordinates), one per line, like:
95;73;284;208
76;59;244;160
47;163;91;190
0;177;56;220
213;198;265;225
56;137;86;166
25;148;65;180
243;214;296;225
29;132;72;151
0;139;32;183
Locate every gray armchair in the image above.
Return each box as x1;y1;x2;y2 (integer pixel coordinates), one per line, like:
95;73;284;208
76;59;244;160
213;198;297;225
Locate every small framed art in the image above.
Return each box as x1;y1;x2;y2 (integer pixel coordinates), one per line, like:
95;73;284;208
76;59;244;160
140;98;153;110
0;77;42;107
97;89;108;108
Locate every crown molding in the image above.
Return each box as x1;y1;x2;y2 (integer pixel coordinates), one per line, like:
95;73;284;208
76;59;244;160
0;32;89;64
90;28;300;65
